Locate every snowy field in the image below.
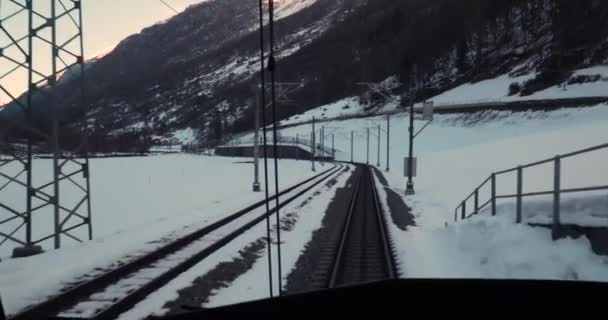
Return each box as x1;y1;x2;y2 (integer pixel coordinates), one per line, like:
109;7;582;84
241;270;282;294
244;102;608;282
0;155;316;315
264;104;608;227
116;163;349;318
189;165;349;310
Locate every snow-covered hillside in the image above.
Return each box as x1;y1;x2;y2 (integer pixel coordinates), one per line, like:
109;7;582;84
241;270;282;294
431;66;608;106
277;65;608;128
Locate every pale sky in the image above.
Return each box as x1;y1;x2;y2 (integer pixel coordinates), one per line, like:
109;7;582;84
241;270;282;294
1;0;205;104
83;0;206;58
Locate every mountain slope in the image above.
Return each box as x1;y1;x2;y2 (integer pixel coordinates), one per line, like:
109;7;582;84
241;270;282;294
2;0;608;150
1;0;363;146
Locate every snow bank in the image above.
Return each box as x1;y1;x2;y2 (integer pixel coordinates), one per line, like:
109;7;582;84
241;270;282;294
372;172;608;281
391;213;608;281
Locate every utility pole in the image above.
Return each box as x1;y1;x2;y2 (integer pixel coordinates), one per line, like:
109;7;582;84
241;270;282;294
366;127;370;165
351;130;354;162
295;133;299;161
312;117;316;171
386;114;390;172
51;0;61;250
377;124;381;167
332;133;335;159
321;126;325;165
252;88;261;192
406;100;415;195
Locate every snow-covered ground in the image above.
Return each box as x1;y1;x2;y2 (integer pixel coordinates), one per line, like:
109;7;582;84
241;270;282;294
376;188;608;281
431;65;608;105
270;104;608;226
278;97;365;126
170;128;197;144
0;154;316;315
117;163;350;318
205;164;350;308
256;102;608;282
431;72;539;105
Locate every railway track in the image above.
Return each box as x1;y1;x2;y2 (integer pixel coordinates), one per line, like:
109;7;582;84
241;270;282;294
11;164;344;320
328;165;397;288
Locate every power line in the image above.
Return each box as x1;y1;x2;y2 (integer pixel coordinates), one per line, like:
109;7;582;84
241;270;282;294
158;0;179;14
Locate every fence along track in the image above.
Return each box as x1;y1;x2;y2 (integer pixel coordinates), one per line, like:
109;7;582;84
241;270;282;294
454;142;608;229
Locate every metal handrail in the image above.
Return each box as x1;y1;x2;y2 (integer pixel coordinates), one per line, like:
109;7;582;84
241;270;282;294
454;142;608;228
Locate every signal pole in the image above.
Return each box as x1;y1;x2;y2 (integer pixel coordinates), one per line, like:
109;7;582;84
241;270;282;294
351;131;354;162
311;117;316;171
253;88;261;192
386;114;390;172
295;133;299;161
321;126;325;165
406;101;415;195
377;124;381;167
366;127;370;164
332;133;335;159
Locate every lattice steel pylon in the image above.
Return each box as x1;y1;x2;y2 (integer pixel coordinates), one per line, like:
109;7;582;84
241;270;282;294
0;0;92;257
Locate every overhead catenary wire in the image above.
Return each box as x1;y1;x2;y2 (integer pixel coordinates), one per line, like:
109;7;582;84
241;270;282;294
257;0;274;298
267;0;284;297
158;0;179;14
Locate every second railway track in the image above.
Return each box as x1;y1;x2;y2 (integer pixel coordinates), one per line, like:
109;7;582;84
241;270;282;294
11;164;344;320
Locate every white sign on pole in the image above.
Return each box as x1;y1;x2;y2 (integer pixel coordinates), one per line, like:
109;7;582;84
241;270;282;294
423;101;434;121
404;157;417;177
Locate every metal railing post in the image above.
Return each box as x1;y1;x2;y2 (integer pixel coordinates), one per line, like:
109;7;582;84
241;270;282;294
516;166;523;223
491;173;496;216
474;189;479;215
461;201;466;220
553;156;561;233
